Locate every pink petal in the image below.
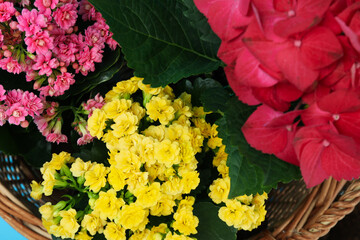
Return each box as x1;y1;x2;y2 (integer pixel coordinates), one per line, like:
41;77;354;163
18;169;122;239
242;105;299;154
277;46;319;91
275;126;300;166
206;0;252;41
317;90;360;113
224;66;260;105
300;27;343;70
252;86;291;111
335;17;360;53
234;47;278;88
294;126;330;188
301;102;332;126
335;111;360;140
320;131;360;181
217;37;244;65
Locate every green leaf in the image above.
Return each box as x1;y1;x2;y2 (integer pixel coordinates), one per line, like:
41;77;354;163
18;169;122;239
193;202;237;240
0;124;51;168
89;0;221;87
216;97;301;197
74;139;109;165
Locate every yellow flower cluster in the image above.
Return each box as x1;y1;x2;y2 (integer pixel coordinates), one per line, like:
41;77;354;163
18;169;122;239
208;142;268;231
33;77;218;239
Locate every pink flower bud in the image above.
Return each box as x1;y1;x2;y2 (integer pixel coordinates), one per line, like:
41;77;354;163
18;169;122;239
60;66;67;73
20;120;29;128
72;62;79;69
1;45;7;50
59;61;65;67
9;21;18;30
3;50;12;58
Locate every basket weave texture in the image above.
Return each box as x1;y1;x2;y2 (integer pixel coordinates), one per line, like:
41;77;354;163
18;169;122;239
0;153;359;240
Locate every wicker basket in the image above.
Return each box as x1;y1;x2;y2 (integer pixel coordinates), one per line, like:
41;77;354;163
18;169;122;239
0;153;359;240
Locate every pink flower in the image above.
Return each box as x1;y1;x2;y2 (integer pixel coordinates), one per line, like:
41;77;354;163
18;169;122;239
53;72;75;96
83;93;105;115
76;46;103;75
46;118;67;144
5;89;24;105
79;0;96;21
0;57;23;74
24;30;54;55
52;34;81;65
34;0;59;12
85;25;106;49
16;9;48;36
77;133;93;145
21;91;44;117
0;84;6;101
6;103;28;125
32;51;59;76
53;3;78;30
0;2;16;22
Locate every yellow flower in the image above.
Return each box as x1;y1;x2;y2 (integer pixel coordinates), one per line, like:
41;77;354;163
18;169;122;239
162;177;183;196
207;124;222;149
103;131;119;152
139;137;156;165
138;81;162;95
178;196;195;210
154;139;180;167
209;177;230;204
42;169;56;196
105;90;119;102
75;229;93;240
130;102;146;120
30;180;43;200
146;96;175;125
180;171;200;194
103;99;132;119
84;163;109;193
213;145;228;167
126;171;149;192
128;229;151;240
179;142;196;164
88;109;107;139
112;77;139;95
117;203;149;231
104;222;126;240
70;158;93;177
58;209;80;239
49;225;69;238
93;189;125;220
41;152;73;175
145;162;166;182
158;85;175;99
165;123;191;142
217;159;229;177
111;112;138;138
134;182;161;208
172;207;198;235
108;166;127;191
114;150;141;174
193;118;212;138
39;202;54;221
252;192;268;206
81;212;106;236
190;127;204;153
143;125;166;141
149;193;176;216
173;97;192;119
236;195;253;206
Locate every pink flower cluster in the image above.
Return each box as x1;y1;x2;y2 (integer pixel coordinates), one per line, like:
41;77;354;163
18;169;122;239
0;0;118;97
33;93;105;145
0;84;44;127
195;0;360;187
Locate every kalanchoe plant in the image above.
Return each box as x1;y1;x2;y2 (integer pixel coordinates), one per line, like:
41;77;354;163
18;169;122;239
31;77;268;240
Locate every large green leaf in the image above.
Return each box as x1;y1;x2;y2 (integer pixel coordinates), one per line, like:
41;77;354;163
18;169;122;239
0;124;51;168
216;97;302;197
89;0;221;87
193;202;237;240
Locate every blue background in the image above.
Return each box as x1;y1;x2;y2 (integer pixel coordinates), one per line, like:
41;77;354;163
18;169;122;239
0;217;27;240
